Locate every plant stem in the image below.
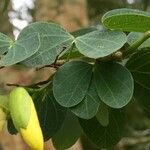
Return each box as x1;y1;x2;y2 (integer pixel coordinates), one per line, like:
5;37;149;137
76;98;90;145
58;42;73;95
123;31;150;58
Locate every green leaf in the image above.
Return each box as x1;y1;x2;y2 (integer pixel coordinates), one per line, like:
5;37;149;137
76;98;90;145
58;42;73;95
52;111;82;150
94;62;134;108
75;30;127;58
7;119;18;135
126;50;150;112
96;103;109;127
134;83;150;113
70;79;101;119
0;33;40;66
126;50;150;91
79;109;125;148
102;8;150;32
127;32;150;49
33;89;67;141
19;22;74;67
53;61;93;107
0;33;13;55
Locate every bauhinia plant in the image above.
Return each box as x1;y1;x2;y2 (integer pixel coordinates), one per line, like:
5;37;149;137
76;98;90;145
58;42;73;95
0;8;149;149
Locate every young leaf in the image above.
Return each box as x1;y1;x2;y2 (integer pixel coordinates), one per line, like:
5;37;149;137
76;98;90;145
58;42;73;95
94;62;134;108
126;49;150;112
52;111;82;150
0;33;40;66
70;79;101;119
75;30;127;58
33;89;67;141
102;8;150;32
79;109;125;148
0;32;13;55
53;61;93;107
127;32;150;49
19;22;74;67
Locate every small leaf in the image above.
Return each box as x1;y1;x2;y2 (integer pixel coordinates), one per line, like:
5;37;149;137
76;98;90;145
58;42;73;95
102;8;150;32
96;103;109;127
33;89;67;141
94;62;134;108
53;61;93;107
127;32;150;49
71;80;101;119
52;111;82;150
19;22;74;67
75;30;127;58
0;33;13;55
79;109;125;148
0;33;40;66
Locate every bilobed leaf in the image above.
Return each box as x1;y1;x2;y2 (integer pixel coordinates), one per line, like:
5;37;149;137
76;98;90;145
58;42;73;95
126;50;150;112
0;33;40;66
53;61;93;107
0;33;13;55
94;62;134;108
71;80;101;119
75;30;127;58
19;22;74;67
127;32;150;49
52;111;82;150
33;89;67;141
79;109;125;148
102;8;150;32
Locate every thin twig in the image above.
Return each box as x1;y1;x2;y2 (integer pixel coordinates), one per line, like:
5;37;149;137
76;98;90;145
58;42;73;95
36;60;66;71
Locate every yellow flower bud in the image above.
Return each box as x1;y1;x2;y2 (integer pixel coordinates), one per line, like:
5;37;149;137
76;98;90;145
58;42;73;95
9;87;44;150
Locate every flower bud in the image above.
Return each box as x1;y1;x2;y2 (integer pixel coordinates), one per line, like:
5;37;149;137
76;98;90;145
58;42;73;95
9;87;44;150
